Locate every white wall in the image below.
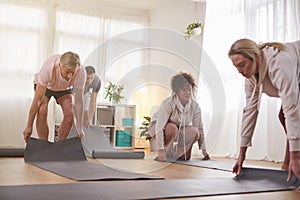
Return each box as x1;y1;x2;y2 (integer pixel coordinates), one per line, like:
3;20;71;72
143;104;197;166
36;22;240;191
149;0;205;42
132;0;206;115
148;0;206;79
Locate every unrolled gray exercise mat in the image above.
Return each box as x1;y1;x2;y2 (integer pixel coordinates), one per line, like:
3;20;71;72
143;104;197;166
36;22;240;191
24;137;161;181
173;158;233;172
69;126;145;159
0;147;25;157
1;168;299;200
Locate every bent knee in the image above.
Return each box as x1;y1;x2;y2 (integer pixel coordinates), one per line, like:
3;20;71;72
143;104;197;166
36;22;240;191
188;126;199;137
165;123;178;137
38;104;48;117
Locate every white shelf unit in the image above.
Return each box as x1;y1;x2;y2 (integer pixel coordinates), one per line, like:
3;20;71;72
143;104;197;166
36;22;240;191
94;103;136;149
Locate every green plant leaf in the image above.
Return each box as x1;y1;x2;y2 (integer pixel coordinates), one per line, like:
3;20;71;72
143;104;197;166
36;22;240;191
139;115;152;140
104;82;125;103
184;22;202;39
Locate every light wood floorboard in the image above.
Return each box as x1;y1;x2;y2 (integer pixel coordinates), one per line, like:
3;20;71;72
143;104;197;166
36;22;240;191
0;151;299;200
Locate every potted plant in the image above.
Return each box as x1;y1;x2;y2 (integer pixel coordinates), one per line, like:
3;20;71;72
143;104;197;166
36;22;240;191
139;116;152;141
104;82;125;104
183;22;202;39
139;116;156;151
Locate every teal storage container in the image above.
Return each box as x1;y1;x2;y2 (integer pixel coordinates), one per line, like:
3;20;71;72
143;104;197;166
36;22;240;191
115;130;131;147
122;118;134;126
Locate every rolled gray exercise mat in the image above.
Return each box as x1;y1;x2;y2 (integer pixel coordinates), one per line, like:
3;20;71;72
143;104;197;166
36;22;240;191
69;125;145;159
92;150;145;159
0;147;25;157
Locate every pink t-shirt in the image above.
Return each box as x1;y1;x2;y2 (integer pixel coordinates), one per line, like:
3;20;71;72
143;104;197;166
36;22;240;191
34;54;86;91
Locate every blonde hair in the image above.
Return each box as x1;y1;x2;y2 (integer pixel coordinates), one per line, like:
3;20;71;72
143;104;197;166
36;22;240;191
228;38;285;61
258;42;285;51
60;51;80;69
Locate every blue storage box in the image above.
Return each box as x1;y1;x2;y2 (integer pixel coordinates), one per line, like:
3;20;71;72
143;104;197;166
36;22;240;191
115;130;131;147
122;118;134;126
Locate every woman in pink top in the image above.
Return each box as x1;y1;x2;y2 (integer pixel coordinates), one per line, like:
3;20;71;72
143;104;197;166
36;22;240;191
228;38;300;181
149;71;210;162
23;51;86;142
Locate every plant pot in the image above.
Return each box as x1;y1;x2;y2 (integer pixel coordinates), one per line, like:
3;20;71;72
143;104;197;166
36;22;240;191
192;27;202;36
111;98;117;104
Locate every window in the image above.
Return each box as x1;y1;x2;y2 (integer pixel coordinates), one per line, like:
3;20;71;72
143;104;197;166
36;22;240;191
0;1;47;74
54;6;147;103
54;8;104;60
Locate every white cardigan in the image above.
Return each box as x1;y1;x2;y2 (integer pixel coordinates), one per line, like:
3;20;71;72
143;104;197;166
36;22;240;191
149;95;206;150
241;40;300;151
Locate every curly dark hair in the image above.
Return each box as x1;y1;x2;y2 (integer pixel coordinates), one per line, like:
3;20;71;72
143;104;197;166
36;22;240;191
171;71;196;95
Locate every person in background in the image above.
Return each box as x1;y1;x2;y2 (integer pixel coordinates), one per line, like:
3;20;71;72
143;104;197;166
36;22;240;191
23;51;86;142
228;38;300;181
83;66;101;127
149;71;210;162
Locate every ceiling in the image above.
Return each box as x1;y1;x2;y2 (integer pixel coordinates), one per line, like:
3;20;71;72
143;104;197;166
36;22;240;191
101;0;206;10
96;0;178;10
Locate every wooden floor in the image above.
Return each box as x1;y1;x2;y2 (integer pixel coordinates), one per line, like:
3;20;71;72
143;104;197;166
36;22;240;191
1;151;300;200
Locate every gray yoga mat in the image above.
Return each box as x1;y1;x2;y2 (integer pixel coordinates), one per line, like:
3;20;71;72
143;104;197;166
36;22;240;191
69;126;145;159
173;158;233;172
24;137;161;181
0;147;25;157
1;167;299;200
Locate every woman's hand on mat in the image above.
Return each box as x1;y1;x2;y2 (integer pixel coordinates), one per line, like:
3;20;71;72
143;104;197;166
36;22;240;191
157;149;167;162
23;126;32;143
233;154;246;175
233;147;247;175
287;151;300;181
233;160;243;175
202;149;210;160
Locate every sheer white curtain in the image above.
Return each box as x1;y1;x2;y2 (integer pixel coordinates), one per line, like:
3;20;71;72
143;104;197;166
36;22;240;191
54;6;105;60
0;0;48;146
243;0;300;161
203;0;300;161
201;0;245;157
53;5;148;124
54;6;147;97
245;0;300;42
